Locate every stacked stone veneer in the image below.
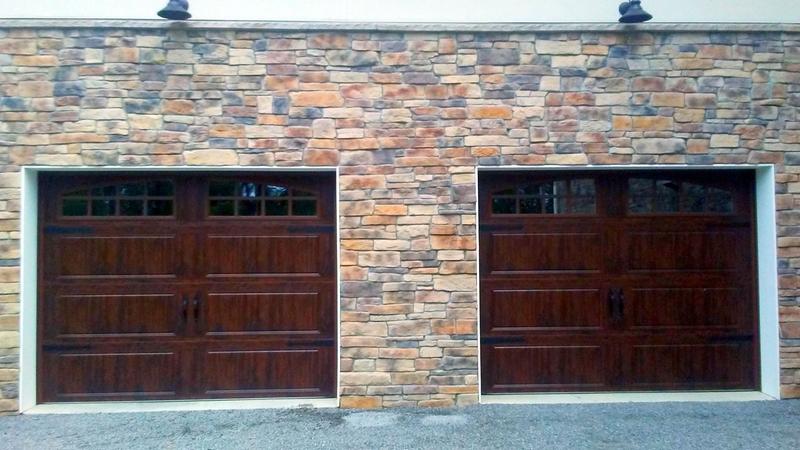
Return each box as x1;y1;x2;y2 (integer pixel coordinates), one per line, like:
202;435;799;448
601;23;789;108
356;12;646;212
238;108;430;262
0;23;799;411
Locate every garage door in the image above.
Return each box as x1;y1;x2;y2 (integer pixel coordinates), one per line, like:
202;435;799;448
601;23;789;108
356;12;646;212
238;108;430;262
38;173;336;402
479;170;758;394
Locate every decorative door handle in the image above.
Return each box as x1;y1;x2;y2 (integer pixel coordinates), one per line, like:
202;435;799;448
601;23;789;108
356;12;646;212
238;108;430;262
181;295;189;325
608;288;624;322
193;293;201;321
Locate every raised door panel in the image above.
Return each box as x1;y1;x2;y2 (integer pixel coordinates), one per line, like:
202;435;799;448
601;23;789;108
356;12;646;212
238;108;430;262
625;342;754;389
48;235;179;280
48;292;182;340
41;349;182;402
203;234;324;277
627;287;748;331
482;344;609;393
485;288;605;333
203;289;332;337
624;230;747;273
198;346;335;398
487;232;603;274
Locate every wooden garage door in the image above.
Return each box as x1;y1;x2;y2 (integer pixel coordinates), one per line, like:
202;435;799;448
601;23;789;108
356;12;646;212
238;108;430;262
479;171;758;394
38;173;336;402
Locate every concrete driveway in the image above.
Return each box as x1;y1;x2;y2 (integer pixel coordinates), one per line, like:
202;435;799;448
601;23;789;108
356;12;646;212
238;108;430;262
2;401;799;449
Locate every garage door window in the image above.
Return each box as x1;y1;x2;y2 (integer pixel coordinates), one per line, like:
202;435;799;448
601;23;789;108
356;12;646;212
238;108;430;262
628;178;734;214
61;180;175;217
208;180;318;217
491;178;596;215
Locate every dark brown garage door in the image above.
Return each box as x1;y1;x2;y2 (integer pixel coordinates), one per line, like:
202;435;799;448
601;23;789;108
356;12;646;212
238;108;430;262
38;172;336;402
479;170;758;394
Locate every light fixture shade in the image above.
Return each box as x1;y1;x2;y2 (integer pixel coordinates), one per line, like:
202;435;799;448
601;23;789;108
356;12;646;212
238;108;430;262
158;0;192;21
618;1;653;23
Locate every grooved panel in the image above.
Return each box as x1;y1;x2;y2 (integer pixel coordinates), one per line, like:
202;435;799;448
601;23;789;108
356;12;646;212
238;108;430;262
205;235;321;276
201;349;325;396
52;294;179;338
489;289;603;331
54;236;177;278
629;343;752;387
46;351;180;400
490;233;602;273
490;345;605;388
626;231;742;271
629;288;744;330
205;292;321;335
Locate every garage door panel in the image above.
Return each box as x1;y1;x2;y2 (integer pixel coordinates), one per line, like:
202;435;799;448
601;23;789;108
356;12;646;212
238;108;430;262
199;347;334;398
625;230;746;272
487;288;606;332
627;287;747;331
483;345;608;392
204;235;323;277
50;235;179;279
49;292;182;339
203;289;332;337
42;350;182;402
627;342;754;389
488;232;603;273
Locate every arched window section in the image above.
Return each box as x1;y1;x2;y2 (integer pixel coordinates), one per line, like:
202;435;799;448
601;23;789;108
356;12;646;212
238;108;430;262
61;180;175;217
627;178;734;214
208;180;318;217
490;178;596;215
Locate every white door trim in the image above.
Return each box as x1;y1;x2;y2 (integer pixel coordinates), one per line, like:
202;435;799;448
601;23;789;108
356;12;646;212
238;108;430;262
474;164;781;401
19;165;342;413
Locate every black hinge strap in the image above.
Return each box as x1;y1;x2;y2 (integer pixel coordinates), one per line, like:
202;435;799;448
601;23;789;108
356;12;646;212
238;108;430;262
480;336;526;345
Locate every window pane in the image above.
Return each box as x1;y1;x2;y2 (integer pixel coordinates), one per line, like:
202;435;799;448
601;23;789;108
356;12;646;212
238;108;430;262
91;185;116;196
629;178;653;197
494;188;515;196
264;200;289;216
571;196;596;214
147;200;173;216
64;189;89;198
120;199;144;216
209;180;235;197
238;200;261;216
492;197;516;214
707;188;734;213
91;199;116;216
293;199;317;216
682;183;706;212
553;180;568;196
571;179;595;196
238;182;260;198
520;197;542;214
293;189;315;197
629;196;651;213
265;185;290;198
119;183;146;197
209;200;235;216
654;180;680;212
147;180;174;197
63;199;88;216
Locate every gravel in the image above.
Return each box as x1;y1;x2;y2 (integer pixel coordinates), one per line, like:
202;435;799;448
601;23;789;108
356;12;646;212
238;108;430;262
2;400;799;449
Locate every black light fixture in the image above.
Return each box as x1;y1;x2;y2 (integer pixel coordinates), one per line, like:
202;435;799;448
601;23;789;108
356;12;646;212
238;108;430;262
158;0;192;20
618;0;653;23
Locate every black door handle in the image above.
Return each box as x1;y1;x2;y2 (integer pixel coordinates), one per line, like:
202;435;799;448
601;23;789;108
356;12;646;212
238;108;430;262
608;288;624;322
193;293;201;322
181;295;189;326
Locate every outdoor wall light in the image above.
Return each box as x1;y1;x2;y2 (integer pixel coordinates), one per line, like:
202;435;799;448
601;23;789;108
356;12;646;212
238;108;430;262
618;0;653;23
158;0;192;20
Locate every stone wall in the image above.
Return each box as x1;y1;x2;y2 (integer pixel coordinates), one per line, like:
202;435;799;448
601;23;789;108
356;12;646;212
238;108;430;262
0;23;799;411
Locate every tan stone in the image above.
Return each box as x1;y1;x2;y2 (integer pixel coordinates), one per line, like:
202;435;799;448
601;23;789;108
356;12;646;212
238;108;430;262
184;150;238;166
290;92;344;107
467;106;512;119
